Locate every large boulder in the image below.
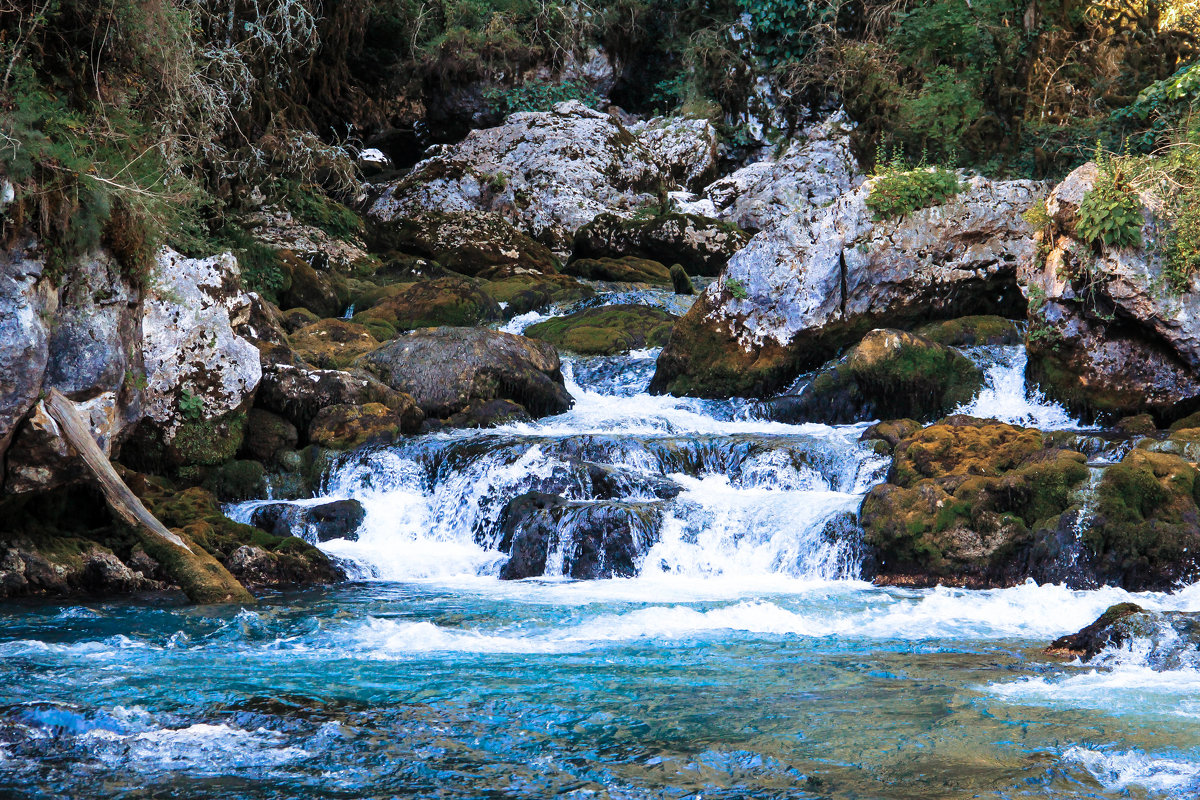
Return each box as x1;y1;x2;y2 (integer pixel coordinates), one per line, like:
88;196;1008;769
497;492;660;580
251;499;366;543
366;101;718;252
370;210;560;276
255;363;421;436
353;277;501;335
570;213;750;276
760;329;984;424
288;319;380;369
860;416;1090;588
364;327;573;422
651;175;1040;398
524;305;677;355
562;256;673;285
480;267;595;316
629;115;720;191
1022;162;1200;422
681;110;859;232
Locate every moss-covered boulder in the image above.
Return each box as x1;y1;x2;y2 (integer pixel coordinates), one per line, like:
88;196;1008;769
241;408;298;464
562;256;673;285
670;263;693;295
1047;603;1146;659
168;410;249;468
370;210;560;276
479;267;594;316
760;330;984;424
353;277;501;331
308;401;422;449
913;315;1022;347
278;250;341;318
860;416;1090;587
571;212;750;276
288;319;380;369
144;484;343;588
279;307;319;333
1084;449;1200;590
859;419;923;451
524;305;677;355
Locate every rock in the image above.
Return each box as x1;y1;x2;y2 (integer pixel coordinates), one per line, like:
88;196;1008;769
241;205;371;274
0;241;51;475
200;459;267;501
912;315;1023;347
860;419;923;450
370;210;559;276
1020;163;1200;422
570;213;750;276
1084;449;1200;590
562;256;672;285
242;408;299;463
651;175;1039;398
440;398;533;430
480;268;594;316
497;492;660;580
280;307;320;333
251;499;365;543
860;416;1090;588
148;485;344;587
1048;602;1145;659
81;550;148;594
308;401;421;448
670;263;693;296
364;327;573;421
1115;414;1157;436
524;305;677;355
759;330;984;424
1024;301;1200;423
357;148;391;176
353;277;501;331
278;250;341;318
256;363;421;435
696;110;859;231
628;115;720;191
368;102;714;252
288;319;380;369
138;248;262;465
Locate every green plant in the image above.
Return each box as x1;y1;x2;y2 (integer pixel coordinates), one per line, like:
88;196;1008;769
1076;149;1144;250
484;78;602;115
726;277;749;300
179;389;205;420
1022;200;1052;231
866;151;962;220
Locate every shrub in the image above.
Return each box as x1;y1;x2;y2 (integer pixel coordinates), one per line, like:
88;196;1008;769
1076;153;1144;250
484;78;602;115
866;155;962;221
726;277;749;299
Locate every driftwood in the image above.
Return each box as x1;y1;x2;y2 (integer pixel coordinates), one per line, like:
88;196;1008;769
43;389;255;605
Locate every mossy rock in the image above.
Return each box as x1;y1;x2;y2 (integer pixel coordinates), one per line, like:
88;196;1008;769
369;210;560;276
562;256;673;285
1048;602;1146;658
1115;414;1157;436
199;459;267;502
860;419;923;451
480;269;595;316
761;329;984;424
241;408;298;464
170;411;248;468
1085;449;1200;590
307;401;421;449
860;416;1089;587
913;315;1022;347
288;319;381;369
670;263;693;295
353;277;501;331
142;483;342;588
524;305;677;355
280;307;319;333
1170;412;1200;431
571;212;750;276
278;250;341;318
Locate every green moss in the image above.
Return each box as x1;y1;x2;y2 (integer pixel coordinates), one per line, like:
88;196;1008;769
913;316;1021;347
353;277;501;330
524;305;677;355
171;412;247;467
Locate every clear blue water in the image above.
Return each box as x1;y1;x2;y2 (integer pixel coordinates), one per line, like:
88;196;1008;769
4;310;1200;799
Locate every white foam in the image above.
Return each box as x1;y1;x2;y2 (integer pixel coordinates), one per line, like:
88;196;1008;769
81;722;307;772
1065;746;1200;794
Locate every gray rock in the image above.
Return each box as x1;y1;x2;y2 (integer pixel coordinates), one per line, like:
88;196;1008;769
364;327;573;420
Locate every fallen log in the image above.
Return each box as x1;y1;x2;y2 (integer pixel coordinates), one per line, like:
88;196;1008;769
43;389;255;605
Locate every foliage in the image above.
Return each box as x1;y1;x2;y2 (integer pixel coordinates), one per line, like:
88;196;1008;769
1022;199;1052;231
485;78;602;115
1076;150;1144;250
866;151;962;220
179;389;205;420
1114;61;1200;152
726;277;749;299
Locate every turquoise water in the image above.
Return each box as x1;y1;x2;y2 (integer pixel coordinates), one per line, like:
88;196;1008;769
4;579;1200;799
5;313;1200;798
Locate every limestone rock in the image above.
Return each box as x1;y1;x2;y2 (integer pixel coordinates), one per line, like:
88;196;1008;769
651;176;1040;398
571;213;750;276
364;327;573;421
370;210;559;276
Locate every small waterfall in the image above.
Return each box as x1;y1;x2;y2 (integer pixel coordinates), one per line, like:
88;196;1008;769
956;345;1083;429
